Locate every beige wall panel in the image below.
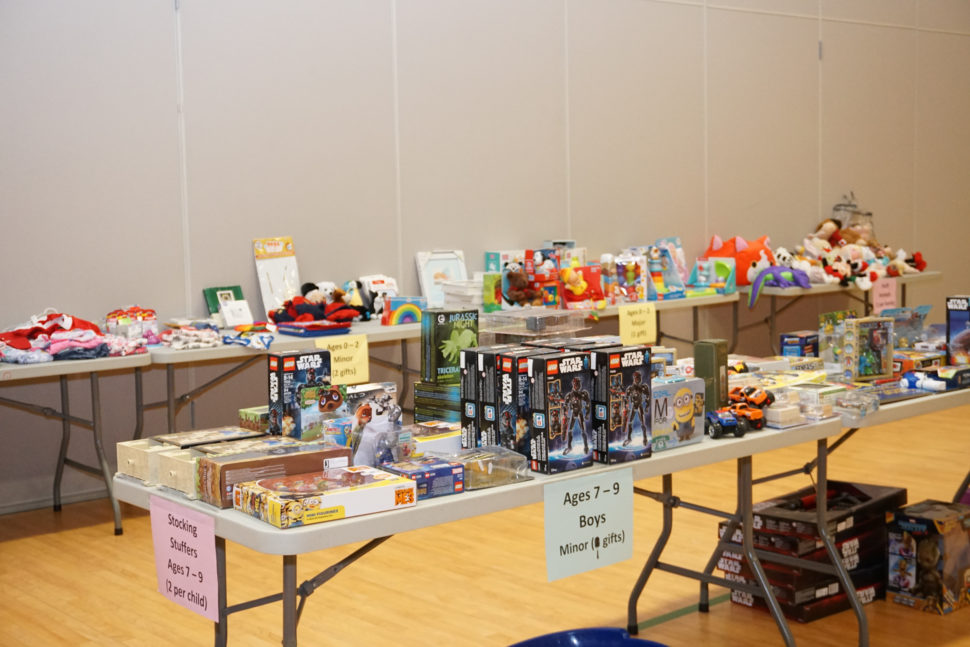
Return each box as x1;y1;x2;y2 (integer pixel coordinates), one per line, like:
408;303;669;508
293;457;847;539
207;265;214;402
820;21;916;258
568;0;706;258
0;1;183;328
396;0;568;288
707;10;820;251
821;0;918;27
179;1;399;316
919;0;970;34
710;0;818;17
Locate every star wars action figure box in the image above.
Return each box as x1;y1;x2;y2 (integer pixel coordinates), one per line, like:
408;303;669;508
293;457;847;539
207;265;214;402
528;351;593;474
589;345;652;464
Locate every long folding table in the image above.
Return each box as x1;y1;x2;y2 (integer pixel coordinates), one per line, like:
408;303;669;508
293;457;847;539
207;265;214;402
0;353;152;534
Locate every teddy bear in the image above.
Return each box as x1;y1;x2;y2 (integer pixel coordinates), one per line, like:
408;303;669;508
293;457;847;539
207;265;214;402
504;262;543;306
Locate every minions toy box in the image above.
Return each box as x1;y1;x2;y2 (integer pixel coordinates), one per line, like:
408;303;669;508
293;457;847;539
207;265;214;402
267;350;332;440
528;351;593;474
651;376;705;451
590;345;652;464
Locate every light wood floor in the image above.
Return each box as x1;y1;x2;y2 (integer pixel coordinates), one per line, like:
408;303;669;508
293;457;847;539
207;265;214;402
2;406;969;646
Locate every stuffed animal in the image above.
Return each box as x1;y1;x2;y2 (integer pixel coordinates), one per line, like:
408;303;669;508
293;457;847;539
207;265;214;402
703;235;775;286
747;266;811;307
504;262;543;306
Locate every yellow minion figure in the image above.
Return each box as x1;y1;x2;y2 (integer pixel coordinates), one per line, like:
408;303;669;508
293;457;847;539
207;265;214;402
671;387;695;441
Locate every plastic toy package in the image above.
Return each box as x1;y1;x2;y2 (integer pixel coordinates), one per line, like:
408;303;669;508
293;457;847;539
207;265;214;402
430;446;531;490
832;391;879;424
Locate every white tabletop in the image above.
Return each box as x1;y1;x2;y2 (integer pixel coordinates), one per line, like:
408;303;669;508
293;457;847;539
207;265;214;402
0;352;151;382
148;319;422;365
736;270;941;298
597;292;739;318
114;416;842;555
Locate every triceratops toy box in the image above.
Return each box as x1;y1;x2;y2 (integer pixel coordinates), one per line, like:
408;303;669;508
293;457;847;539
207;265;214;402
887;499;970;615
590;345;652;464
268;350;332;440
650;376;705;452
528;351;593;474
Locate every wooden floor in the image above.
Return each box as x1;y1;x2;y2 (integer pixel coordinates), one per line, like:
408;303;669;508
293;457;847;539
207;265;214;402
2;406;969;646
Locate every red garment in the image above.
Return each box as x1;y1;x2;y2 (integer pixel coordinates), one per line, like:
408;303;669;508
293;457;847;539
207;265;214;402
0;312;101;350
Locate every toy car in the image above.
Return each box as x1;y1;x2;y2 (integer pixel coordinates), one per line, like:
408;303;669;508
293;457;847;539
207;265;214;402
729;385;776;408
705;409;749;439
727;402;765;430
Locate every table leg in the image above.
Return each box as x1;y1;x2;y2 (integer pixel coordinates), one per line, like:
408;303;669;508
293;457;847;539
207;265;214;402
53;375;71;512
738;456;794;646
283;555;298;647
214;536;228;647
769;296;779;355
816;438;868;646
87;371;123;535
167;364;177;434
627;474;673;635
133;366;145;440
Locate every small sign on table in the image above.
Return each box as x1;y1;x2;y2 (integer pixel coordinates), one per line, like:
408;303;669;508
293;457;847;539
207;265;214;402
150;496;219;621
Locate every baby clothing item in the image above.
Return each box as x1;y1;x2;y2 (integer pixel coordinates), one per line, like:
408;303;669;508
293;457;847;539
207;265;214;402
161;327;222;350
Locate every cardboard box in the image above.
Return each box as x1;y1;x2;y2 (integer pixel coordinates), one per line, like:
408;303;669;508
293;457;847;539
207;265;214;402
650;376;705;451
409;420;462;456
116;426;265;483
382;455;465;500
780;330;819;357
420;309;478;384
590;345;652;464
459;344;515;448
267;350;333;439
694;339;728;411
946;296;970;365
887;499;970;614
528;352;593;473
493;346;556;455
238;405;270;433
233;465;417;528
198;443;351;508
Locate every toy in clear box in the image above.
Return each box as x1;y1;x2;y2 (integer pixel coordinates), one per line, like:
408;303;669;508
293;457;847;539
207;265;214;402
842;317;894;381
761;388;807;429
600;253;619;305
644;246;686;300
652;236;690;283
429;445;531;490
833;391;879;424
818;310;856;365
558;263;607;310
614;254;647;303
686;257;736;296
525;248;562;307
881;306;931;349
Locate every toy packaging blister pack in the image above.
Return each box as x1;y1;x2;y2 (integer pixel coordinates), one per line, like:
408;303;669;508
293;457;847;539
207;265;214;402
339;382;402;466
528;351;594;473
431;446;531;490
842;317;894;381
590;345;652;464
267;350;333;440
650;376;705;452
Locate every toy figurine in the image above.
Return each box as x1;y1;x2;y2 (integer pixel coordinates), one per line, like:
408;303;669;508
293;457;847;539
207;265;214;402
600;253;618;304
562;376;590;455
504;262;543;307
620;370;650;447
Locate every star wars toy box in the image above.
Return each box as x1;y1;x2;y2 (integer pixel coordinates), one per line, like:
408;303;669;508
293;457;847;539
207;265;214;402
197;442;352;508
946;296;970;365
420;308;479;384
459;344;515;448
590;345;652;464
233;464;417;529
381;454;465;500
527;351;593;474
493;346;558;456
267;350;333;440
887;499;970;614
476;344;527;449
752;481;907;538
650;376;705;452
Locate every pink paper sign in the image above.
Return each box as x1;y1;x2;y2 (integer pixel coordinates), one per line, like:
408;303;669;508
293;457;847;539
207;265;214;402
150;496;218;621
871;278;898;315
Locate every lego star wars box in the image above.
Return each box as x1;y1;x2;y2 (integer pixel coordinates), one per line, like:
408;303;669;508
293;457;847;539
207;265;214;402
477;345;526;448
946;296;970;365
268;350;333;439
459;344;515;448
650;376;705;452
887;499;970;614
590;345;652;464
382;455;465;500
421;308;479;384
493;346;557;456
528;352;593;474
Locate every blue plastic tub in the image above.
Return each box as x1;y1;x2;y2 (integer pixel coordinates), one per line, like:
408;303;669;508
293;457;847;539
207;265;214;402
509;627;668;647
